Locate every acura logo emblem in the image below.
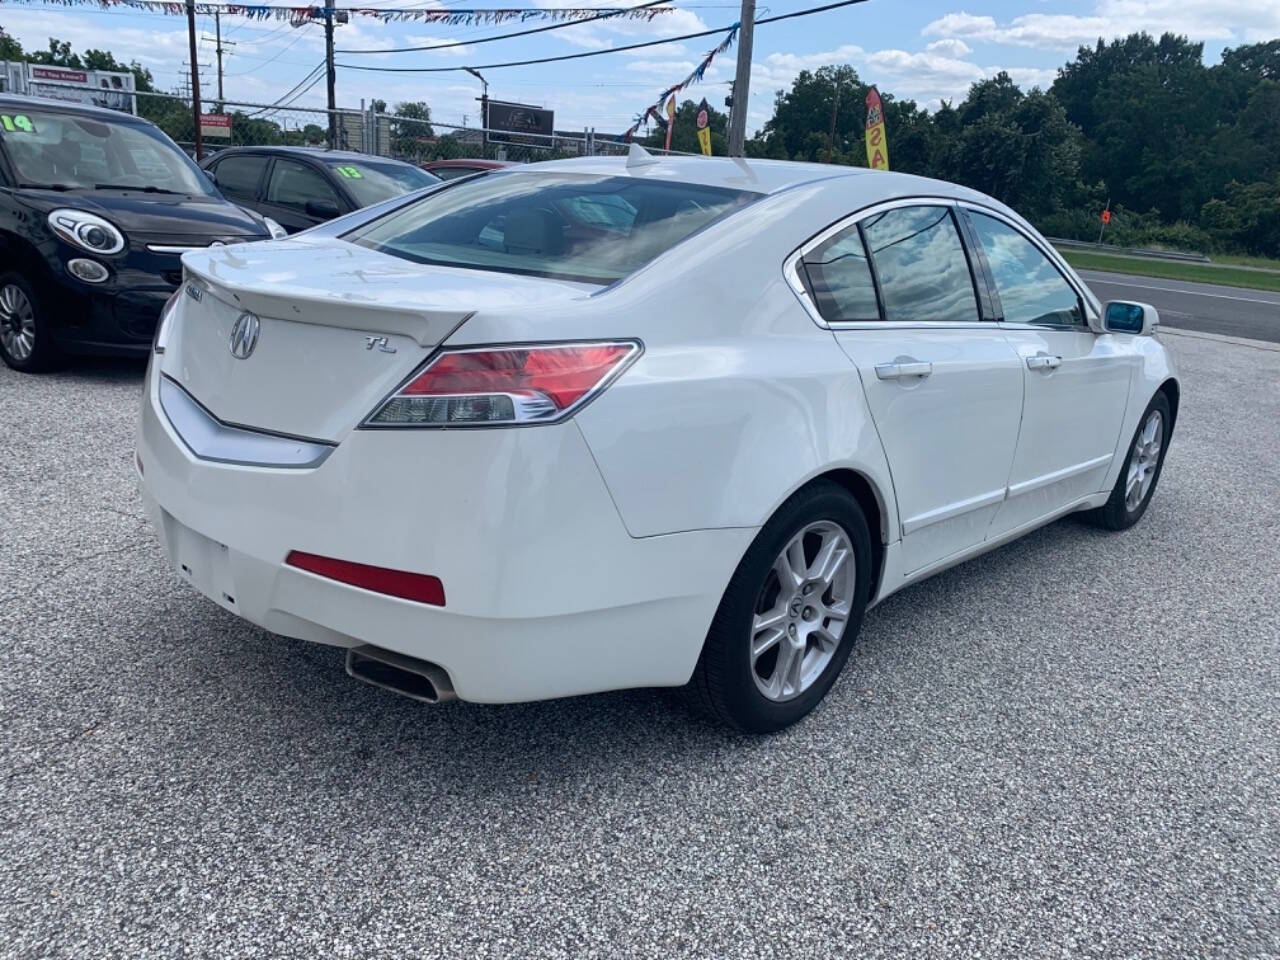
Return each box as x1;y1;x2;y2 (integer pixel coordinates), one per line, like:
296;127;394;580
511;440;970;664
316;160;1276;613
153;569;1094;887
229;312;260;359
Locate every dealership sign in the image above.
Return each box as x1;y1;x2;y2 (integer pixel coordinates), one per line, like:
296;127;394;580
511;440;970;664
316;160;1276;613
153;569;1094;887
200;113;232;138
484;99;554;148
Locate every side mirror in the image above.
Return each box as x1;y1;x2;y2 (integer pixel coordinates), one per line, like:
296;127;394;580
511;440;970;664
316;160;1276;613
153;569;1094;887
1102;300;1159;336
305;198;342;220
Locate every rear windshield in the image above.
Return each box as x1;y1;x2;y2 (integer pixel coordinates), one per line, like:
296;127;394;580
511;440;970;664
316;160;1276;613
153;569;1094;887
324;158;438;207
345;172;758;285
0;107;216;196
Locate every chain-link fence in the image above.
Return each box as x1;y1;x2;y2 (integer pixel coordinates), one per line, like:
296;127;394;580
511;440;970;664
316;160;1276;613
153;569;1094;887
106;87;682;165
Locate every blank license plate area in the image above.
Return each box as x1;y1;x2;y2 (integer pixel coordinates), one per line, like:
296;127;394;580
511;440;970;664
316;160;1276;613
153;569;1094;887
164;511;238;609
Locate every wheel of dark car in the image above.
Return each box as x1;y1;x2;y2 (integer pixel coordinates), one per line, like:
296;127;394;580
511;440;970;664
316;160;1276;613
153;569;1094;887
1084;391;1172;531
690;481;873;733
0;271;59;372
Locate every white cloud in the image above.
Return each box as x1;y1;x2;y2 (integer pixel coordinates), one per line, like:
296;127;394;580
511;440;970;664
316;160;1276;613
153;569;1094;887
922;1;1280;51
926;38;973;57
398;35;472;57
751;41;1060;117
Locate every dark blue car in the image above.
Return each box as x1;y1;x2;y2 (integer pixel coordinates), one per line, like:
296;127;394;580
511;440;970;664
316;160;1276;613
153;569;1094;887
0;95;279;371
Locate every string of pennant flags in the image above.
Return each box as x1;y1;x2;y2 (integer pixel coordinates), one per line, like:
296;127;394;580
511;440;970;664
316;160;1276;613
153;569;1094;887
621;22;737;143
0;0;672;25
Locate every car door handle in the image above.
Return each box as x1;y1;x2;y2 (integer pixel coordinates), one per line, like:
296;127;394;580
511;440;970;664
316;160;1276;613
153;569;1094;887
1026;354;1062;371
875;360;933;380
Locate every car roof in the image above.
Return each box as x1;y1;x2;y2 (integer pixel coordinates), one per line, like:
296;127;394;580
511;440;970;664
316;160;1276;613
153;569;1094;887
209;145;415;166
424;159;511;168
0;94;151;125
519;153;992;202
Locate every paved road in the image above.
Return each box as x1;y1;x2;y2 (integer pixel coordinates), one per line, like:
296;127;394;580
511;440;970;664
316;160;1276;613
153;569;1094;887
2;337;1277;959
1080;269;1280;343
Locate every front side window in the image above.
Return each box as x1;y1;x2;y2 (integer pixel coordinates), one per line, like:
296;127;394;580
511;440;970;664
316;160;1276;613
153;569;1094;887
266;159;342;213
346;173;758;285
861;205;979;324
968;211;1083;326
324;159;437;207
0;108;217;196
211;154;266;199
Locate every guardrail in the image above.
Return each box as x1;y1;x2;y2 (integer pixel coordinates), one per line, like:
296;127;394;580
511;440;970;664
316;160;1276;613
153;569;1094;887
1048;237;1211;263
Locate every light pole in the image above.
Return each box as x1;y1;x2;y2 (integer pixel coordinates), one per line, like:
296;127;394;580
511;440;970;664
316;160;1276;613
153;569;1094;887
464;67;489;157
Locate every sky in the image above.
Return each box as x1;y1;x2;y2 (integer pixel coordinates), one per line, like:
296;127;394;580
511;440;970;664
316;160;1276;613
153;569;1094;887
1;0;1278;137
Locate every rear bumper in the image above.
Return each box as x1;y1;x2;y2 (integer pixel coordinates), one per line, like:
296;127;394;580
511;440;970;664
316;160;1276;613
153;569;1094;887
135;360;755;703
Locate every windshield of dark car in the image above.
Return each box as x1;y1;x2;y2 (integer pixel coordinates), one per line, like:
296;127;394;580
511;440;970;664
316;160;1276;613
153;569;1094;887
326;158;439;207
0;107;216;196
346;172;758;285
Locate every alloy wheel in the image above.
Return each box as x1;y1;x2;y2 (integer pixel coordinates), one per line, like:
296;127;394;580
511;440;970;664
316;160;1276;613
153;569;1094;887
1125;409;1164;512
750;520;856;702
0;284;36;363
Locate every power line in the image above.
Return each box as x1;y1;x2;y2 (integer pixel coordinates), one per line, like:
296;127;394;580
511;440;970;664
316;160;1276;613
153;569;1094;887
336;0;870;73
225;22;318;76
245;61;325;115
335;0;669;54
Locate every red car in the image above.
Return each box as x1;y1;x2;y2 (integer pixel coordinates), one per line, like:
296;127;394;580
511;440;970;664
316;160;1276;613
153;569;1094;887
419;159;513;180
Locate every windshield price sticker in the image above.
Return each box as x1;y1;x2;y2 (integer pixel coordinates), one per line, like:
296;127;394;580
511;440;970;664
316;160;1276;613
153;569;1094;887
0;114;36;134
335;165;363;179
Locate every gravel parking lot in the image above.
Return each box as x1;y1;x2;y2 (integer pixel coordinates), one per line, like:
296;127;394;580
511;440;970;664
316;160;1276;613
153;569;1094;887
1;330;1277;959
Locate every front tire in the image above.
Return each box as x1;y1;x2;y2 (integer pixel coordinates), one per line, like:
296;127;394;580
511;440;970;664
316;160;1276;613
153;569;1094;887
690;481;873;733
0;272;61;372
1084;392;1171;531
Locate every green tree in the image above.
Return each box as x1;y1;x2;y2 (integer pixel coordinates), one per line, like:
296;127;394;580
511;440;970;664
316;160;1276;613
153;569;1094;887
389;100;433;158
0;26;24;61
939;75;1088;220
749;64;936;172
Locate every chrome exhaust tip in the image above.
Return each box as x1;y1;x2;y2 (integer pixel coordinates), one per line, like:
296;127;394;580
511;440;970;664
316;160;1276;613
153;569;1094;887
345;644;457;704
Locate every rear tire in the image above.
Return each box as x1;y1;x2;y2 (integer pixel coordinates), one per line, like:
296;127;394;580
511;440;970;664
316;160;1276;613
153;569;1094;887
689;481;872;733
1083;392;1171;531
0;272;61;372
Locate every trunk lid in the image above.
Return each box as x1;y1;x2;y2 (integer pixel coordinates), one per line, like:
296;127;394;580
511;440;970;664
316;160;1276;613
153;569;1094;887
161;236;593;442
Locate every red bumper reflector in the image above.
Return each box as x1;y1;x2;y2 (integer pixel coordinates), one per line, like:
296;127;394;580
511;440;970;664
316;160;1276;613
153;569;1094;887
285;551;446;606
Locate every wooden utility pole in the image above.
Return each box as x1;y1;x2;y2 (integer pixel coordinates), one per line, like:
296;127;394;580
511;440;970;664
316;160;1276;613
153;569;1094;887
202;12;236;107
726;0;754;156
185;0;204;160
324;0;337;148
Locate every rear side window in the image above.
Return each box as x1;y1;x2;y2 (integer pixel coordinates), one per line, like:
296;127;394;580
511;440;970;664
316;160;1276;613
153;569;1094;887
861;205;979;324
968;211;1083;326
212;154;266;199
800;225;881;323
346;173;758;285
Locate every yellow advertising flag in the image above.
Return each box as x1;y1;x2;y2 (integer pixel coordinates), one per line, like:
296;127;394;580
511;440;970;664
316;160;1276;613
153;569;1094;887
695;98;712;156
865;86;889;171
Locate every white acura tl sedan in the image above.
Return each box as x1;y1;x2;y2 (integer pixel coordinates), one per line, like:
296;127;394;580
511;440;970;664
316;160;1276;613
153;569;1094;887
136;150;1178;732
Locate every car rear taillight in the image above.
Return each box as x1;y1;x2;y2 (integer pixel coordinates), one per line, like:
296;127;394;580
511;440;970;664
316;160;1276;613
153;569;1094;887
364;341;641;427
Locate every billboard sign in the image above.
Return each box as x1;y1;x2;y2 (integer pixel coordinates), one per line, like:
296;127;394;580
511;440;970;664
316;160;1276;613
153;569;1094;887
484;99;554;147
9;61;137;114
200;113;232;138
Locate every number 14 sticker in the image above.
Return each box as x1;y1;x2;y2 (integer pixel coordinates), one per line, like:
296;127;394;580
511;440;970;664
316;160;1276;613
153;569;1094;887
1;114;36;133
